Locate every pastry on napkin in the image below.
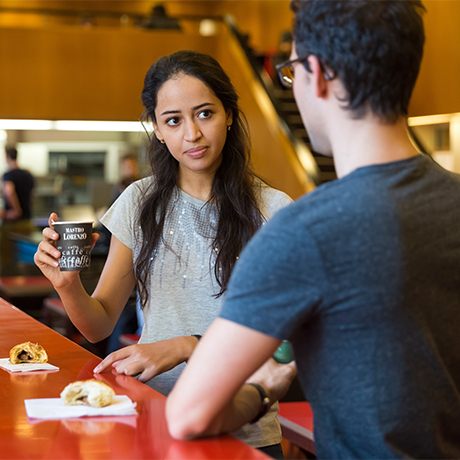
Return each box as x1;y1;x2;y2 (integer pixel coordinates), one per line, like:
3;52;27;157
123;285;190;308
10;341;48;364
61;379;115;408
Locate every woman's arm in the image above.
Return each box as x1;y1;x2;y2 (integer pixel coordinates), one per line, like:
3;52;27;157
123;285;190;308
166;318;296;440
35;213;136;343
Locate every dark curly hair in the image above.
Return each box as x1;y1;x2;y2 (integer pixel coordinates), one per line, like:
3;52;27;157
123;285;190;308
291;0;426;123
135;50;264;308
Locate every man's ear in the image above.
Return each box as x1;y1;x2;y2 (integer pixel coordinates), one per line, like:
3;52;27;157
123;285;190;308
307;55;329;99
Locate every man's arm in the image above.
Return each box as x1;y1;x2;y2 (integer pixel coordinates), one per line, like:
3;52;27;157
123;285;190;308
3;181;23;219
166;317;296;440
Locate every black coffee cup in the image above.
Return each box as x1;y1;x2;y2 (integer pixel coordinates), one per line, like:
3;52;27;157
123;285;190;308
53;221;93;271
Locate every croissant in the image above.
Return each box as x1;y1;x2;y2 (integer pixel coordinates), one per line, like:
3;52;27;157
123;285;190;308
9;341;48;364
61;379;115;408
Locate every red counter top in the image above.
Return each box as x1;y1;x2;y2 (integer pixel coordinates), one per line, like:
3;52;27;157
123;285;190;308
0;297;268;459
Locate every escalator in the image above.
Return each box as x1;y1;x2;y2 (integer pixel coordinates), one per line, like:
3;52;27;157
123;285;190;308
224;15;334;187
274;88;337;183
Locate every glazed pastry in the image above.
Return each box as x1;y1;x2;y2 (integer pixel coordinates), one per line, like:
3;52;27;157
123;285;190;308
9;341;48;364
61;379;115;408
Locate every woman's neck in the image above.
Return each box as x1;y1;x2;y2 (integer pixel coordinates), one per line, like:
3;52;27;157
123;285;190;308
177;170;215;202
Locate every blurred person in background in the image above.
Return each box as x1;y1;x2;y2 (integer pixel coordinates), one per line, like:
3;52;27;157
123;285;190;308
112;153;141;202
2;146;34;222
0;146;35;266
142;3;182;31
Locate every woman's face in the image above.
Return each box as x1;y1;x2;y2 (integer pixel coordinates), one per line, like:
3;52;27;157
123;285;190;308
152;74;232;182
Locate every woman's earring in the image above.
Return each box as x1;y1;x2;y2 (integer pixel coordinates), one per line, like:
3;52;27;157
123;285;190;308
159;139;165;144
227;125;231;131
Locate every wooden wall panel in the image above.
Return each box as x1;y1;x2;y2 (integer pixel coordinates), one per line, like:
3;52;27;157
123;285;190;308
0;23;309;198
0;1;294;53
217;0;293;53
409;0;460;117
0;26;216;120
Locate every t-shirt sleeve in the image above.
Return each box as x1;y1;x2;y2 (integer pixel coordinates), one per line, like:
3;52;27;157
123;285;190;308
219;204;326;340
99;180;145;250
259;186;293;221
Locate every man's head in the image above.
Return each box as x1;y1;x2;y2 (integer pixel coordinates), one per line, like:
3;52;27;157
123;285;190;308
5;146;18;162
290;0;426;123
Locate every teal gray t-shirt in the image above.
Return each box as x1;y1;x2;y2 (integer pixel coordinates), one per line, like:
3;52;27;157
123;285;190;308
101;177;292;448
220;154;460;458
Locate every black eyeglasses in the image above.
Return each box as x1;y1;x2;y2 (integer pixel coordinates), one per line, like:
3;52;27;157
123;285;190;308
275;56;335;88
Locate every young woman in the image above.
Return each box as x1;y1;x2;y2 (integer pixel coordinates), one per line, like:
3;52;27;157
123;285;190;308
35;50;291;457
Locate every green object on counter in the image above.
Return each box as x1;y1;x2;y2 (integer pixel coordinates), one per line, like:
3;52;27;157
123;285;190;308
273;340;294;363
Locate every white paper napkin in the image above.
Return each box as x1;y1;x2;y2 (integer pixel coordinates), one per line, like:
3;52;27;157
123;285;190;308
0;358;59;373
25;395;137;419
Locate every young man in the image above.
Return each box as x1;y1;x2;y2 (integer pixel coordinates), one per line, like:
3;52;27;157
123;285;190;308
167;1;460;458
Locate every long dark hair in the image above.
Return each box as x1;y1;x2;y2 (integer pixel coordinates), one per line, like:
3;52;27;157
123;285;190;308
135;50;264;308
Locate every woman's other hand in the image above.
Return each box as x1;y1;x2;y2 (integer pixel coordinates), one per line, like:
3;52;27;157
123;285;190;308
94;336;200;383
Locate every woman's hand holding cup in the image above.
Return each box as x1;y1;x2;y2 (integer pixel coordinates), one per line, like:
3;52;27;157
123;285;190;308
34;213;99;288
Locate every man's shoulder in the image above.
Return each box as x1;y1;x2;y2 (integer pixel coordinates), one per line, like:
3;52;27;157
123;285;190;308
4;168;33;180
282;180;349;220
276;154;460;237
3;169;16;180
259;177;374;245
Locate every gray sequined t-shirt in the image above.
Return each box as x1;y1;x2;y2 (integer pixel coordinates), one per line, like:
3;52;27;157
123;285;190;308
100;177;292;448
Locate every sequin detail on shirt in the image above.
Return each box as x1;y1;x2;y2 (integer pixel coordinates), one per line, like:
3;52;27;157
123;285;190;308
144;188;219;290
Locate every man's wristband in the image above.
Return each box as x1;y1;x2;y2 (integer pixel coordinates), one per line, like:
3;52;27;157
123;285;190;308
247;383;270;424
